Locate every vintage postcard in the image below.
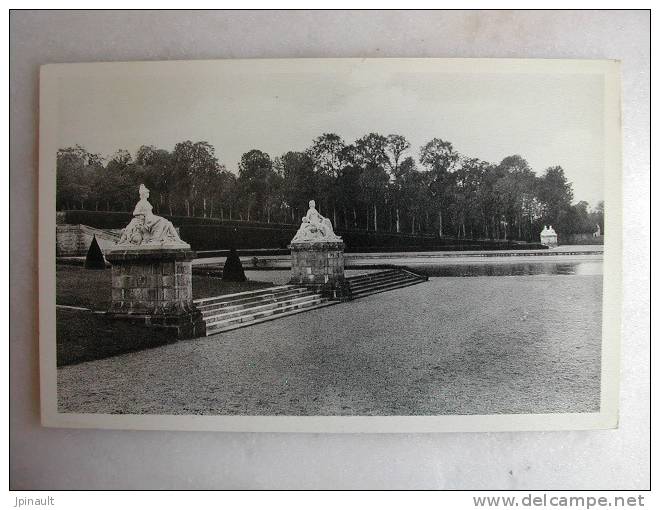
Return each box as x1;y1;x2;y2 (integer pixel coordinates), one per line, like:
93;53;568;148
39;58;621;432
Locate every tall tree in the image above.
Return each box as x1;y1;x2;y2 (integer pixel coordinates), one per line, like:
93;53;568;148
135;145;173;214
389;155;417;232
419;138;459;236
537;165;574;232
280;151;316;223
106;149;141;211
237;149;274;222
307;133;347;226
171;141;220;216
384;134;411;178
495;155;538;240
56;145;102;210
384;135;412;231
353;133;389;230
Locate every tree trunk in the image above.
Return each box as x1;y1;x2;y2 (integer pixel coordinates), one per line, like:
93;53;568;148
333;206;337;229
396;208;400;233
353;208;357;228
412;215;415;234
203;197;207;218
438;210;443;237
373;204;377;232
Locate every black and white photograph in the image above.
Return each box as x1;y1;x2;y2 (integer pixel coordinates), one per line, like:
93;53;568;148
38;57;621;432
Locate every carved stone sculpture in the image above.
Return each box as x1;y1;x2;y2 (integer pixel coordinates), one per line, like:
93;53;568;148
289;200;346;297
105;184;202;338
291;200;342;243
116;184;189;249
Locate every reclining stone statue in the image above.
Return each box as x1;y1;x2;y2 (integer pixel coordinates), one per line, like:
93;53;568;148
116;184;189;248
291;200;342;243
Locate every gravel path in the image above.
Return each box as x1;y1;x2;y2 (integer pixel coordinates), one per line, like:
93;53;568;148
58;275;602;416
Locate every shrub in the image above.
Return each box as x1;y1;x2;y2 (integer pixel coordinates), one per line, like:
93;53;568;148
84;235;107;270
222;248;247;282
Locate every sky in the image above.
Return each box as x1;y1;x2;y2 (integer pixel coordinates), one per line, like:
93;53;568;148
54;60;606;205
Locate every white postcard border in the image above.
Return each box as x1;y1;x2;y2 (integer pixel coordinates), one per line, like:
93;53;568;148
38;58;622;433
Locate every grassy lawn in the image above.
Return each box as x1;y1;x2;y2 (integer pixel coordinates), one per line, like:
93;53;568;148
56;265;275;366
56;308;180;367
58;274;603;415
57;265;274;311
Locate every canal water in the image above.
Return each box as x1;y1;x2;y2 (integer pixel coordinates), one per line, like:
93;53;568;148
405;261;603;277
243;260;603;286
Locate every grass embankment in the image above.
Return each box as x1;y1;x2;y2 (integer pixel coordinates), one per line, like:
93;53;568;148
56;265;274;366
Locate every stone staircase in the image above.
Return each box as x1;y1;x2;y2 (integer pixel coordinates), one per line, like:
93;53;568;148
194;285;333;336
194;269;427;337
345;268;428;299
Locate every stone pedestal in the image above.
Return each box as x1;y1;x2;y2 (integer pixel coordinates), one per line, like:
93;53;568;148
289;241;349;299
105;247;205;338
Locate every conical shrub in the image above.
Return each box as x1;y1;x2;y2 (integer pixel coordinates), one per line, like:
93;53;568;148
84;235;106;270
222;247;246;282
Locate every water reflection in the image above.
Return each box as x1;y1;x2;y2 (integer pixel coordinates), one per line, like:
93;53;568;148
411;261;603;278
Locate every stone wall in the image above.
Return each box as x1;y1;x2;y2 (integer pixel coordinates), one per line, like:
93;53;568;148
56;225;87;256
56;224;184;257
56;224;122;256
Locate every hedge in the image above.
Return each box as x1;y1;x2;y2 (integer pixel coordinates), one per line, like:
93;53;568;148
57;210;546;252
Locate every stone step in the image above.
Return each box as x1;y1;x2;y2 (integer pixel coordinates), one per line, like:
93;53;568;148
193;285;296;306
346;269;399;283
205;296;328;334
203;294;323;324
347;274;418;292
193;285;300;308
350;270;419;282
350;278;426;298
196;288;312;313
345;275;406;289
205;300;336;336
398;268;428;280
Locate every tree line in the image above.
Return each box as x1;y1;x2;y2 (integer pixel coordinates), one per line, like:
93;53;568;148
56;133;604;241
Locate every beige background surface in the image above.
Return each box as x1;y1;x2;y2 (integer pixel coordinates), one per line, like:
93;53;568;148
10;10;649;489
